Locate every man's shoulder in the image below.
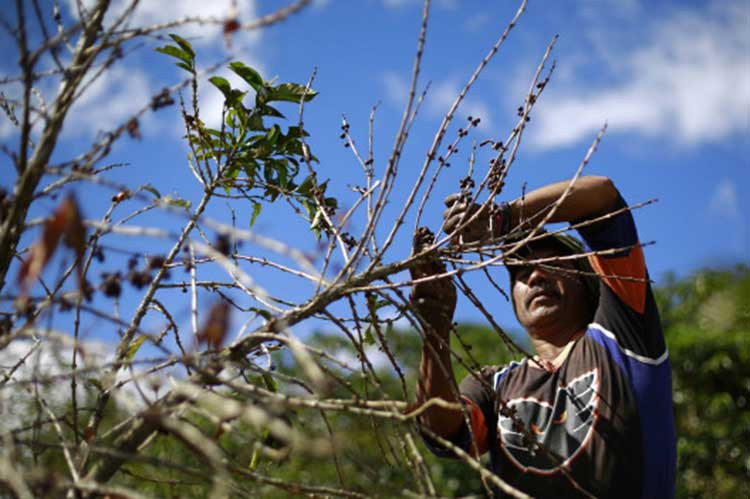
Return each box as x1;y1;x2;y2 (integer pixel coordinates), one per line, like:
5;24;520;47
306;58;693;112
460;360;526;394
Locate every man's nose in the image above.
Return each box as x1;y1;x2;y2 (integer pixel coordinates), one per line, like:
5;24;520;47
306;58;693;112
526;266;551;287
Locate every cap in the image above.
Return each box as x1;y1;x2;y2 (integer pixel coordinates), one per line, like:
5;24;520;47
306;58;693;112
506;230;600;308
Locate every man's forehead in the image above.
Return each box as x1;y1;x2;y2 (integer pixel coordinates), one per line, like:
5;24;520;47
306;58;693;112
518;241;572;261
508;244;577;275
525;246;564;259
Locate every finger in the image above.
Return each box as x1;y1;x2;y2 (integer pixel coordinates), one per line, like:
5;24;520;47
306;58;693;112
444;208;478;227
443;202;469;221
443;214;461;233
444;193;464;207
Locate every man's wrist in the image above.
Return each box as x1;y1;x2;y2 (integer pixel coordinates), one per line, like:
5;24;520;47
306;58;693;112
423;326;451;351
491;201;513;238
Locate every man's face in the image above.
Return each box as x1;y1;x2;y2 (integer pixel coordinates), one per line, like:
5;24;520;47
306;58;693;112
511;247;590;337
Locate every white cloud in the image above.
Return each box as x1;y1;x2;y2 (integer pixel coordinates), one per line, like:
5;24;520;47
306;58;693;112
382;0;456;9
62;64;156;138
464;12;491;33
181;58;267;136
530;2;750;149
68;0;260;47
53;0;269;140
0;63;155;142
0;112;18;140
0;81;28;140
709;178;740;219
382;72;492;129
383;0;411;7
382;71;409;103
578;0;641;25
0;337;106;426
0;336;171;427
330;343;394;372
429;80;492;129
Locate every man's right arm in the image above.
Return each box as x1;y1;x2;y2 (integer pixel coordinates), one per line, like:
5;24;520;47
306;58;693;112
410;227;463;440
415;326;464;438
409;233;494;457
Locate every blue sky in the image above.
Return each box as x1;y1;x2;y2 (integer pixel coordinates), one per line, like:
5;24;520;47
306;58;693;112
1;0;748;344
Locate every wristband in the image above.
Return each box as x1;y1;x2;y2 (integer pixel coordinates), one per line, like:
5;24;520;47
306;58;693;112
491;202;512;239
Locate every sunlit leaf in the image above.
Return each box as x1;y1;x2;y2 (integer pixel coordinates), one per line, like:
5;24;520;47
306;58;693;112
209;76;232;100
125;335;148;366
168;33;195;59
229;61;263;92
262;373;277;392
155;45;192;67
86;378;104;392
363;326;375;346
139;184;161;198
267;82;318;103
162;196;191;211
250;202;262;227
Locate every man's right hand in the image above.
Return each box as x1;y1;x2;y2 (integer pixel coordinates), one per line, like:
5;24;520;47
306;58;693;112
410;227;456;334
443;194;495;243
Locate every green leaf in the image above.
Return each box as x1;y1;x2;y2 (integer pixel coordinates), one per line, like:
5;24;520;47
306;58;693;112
125;335;147;365
258;104;284;119
162;196;192;210
267;83;318;103
247;112;264;131
324;196;338;211
249;448;261;471
86;378;104;392
296;175;314;196
209;76;232;99
249;307;273;321
241;160;259;179
155;45;194;71
261;373;277;392
249;202;262;227
168;34;195;59
373;299;390;311
310;208;323;233
363;327;376;346
263;163;275;184
275;160;288;188
229;62;264;91
139;184;162;198
265;124;281;146
286;126;310;139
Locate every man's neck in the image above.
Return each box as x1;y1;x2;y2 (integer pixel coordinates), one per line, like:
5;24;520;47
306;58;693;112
530;325;586;364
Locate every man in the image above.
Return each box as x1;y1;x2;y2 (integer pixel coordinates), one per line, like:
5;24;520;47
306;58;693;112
412;176;676;498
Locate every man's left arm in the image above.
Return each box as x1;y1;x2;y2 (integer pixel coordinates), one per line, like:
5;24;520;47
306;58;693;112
444;176;620;244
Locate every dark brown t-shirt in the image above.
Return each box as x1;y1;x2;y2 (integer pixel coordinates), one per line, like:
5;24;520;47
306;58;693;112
424;197;676;498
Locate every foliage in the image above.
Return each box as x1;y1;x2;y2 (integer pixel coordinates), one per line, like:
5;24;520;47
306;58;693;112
4;1;742;498
77;264;750;498
158;34;338;234
656;265;750;498
114;323;522;498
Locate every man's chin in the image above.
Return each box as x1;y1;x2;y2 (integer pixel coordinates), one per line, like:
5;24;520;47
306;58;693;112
527;300;561;317
524;306;563;329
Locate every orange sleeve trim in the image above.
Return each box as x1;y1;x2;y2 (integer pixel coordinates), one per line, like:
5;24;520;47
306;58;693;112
588;245;647;314
460;396;489;456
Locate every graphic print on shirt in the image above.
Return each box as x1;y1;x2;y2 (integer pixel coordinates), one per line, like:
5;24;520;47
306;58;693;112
497;369;599;474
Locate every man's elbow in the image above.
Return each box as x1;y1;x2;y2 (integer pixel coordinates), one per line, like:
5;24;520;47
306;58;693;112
585;176;619;214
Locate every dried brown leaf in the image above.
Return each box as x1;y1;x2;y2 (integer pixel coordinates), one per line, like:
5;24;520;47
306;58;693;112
18;194;87;296
223;18;240;48
197;301;231;349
